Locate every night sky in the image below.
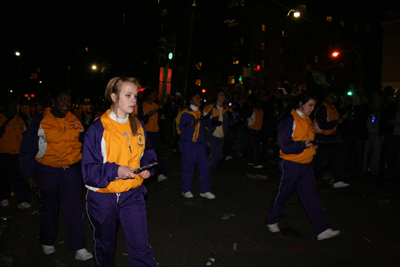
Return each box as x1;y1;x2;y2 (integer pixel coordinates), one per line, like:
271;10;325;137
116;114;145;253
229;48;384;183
1;0;397;99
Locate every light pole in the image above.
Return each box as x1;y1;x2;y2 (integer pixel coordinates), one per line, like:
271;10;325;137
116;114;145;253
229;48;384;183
332;50;362;91
281;9;300;88
183;0;197;98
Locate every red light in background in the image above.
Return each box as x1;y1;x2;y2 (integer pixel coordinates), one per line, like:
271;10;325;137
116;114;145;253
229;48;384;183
138;88;145;92
31;94;35;97
202;89;206;93
24;94;28;98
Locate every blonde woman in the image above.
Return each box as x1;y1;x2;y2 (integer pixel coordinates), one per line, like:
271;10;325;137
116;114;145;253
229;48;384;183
82;77;157;266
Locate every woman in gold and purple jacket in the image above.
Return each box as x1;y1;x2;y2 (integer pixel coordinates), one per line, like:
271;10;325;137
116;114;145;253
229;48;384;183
19;90;92;260
265;91;341;241
82;77;157;267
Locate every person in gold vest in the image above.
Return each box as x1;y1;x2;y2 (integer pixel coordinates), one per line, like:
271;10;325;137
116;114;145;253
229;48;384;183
138;88;169;182
0;100;31;209
19;90;93;260
240;95;264;168
313;90;349;188
266;91;341;241
82;77;157;266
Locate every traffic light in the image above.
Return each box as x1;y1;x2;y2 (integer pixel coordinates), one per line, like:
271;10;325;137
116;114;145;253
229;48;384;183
166;35;175;62
202;89;206;94
347;90;353;96
238;76;243;82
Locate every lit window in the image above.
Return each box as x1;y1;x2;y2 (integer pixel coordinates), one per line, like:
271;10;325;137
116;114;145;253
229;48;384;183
161;9;167;16
282;29;285;37
261;42;265;50
340;21;345;27
240;37;244;45
300;4;306;11
315;55;319;63
261;60;265;68
228;76;235;84
233;60;239;65
195;79;201;86
261;24;266;32
196;62;202;70
327;16;333;22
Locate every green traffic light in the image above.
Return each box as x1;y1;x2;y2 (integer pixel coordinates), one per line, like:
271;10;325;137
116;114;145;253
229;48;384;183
168;52;173;60
238;77;243;82
347;91;353;96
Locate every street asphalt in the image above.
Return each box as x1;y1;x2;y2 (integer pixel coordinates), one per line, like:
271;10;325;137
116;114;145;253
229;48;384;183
1;137;399;266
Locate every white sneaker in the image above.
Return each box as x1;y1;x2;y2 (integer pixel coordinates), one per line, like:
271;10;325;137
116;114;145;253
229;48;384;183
267;223;280;233
17;202;31;209
75;248;93;261
317;228;341;240
200;192;216;199
157;174;167;182
42;245;55;255
1;199;9;207
182;191;194;198
225;155;233;161
333;181;349;188
253;165;263;169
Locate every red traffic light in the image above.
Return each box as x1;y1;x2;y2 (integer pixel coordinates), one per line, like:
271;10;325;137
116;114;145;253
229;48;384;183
202;89;206;93
253;65;260;71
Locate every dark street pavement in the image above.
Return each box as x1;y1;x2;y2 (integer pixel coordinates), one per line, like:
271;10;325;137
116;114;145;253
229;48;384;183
1;138;400;266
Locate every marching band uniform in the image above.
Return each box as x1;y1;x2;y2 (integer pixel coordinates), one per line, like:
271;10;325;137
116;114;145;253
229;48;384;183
19;107;88;252
176;105;213;195
266;109;334;236
82;109;157;267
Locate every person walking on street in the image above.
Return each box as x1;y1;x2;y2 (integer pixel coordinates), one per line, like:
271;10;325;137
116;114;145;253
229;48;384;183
19;90;93;260
313;90;349;188
139;88;169;182
82;77;158;267
203;88;236;172
0;100;31;209
266;91;341;241
176;90;216;200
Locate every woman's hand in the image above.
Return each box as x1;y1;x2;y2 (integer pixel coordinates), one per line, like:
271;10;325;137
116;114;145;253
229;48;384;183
305;139;317;149
137;170;151;179
117;166;136;179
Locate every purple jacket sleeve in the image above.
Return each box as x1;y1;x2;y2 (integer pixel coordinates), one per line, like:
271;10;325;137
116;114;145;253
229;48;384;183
139;120;157;176
315;105;337;130
19;113;43;180
81;119;120;188
277;114;307;155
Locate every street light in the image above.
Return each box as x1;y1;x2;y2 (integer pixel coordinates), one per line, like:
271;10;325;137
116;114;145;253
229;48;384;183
91;64;97;70
281;9;300;88
287;9;300;18
15;51;21;56
331;50;362;91
183;0;197;98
